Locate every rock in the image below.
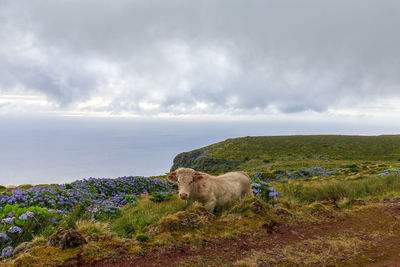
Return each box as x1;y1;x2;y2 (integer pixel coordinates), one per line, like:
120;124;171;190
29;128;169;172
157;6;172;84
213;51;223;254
48;228;86;249
13;242;33;255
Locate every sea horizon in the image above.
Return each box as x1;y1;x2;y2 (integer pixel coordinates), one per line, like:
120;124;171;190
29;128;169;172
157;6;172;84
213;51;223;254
1;115;399;186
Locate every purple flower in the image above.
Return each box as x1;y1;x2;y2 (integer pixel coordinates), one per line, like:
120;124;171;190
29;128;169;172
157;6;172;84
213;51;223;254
1;218;13;224
0;232;10;244
8;226;22;234
1;246;13;257
26;211;34;218
19;214;28;220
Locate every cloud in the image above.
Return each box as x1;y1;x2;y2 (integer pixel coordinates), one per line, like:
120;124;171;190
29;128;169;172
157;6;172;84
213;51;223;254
1;0;400;116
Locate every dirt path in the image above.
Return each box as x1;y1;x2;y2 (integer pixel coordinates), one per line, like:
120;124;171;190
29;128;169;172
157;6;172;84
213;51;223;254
79;203;400;267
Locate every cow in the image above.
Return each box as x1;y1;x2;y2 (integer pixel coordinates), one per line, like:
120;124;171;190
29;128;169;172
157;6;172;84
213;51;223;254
167;168;253;212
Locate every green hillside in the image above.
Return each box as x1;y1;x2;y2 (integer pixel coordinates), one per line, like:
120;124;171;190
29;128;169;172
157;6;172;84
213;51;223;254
171;135;400;173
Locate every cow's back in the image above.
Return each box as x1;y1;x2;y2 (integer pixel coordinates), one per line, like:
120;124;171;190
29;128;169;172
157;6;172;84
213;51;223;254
210;171;252;210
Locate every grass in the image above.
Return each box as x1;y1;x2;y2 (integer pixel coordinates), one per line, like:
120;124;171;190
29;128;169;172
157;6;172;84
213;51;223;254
204;135;400;162
109;195;188;238
75;220;109;236
277;173;400;204
173;135;400;174
5;134;400;265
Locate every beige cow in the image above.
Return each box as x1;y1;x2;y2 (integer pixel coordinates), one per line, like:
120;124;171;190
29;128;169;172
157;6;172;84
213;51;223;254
167;168;253;212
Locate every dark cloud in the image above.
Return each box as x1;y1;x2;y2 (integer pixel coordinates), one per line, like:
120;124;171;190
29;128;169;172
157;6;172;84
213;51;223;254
1;0;400;115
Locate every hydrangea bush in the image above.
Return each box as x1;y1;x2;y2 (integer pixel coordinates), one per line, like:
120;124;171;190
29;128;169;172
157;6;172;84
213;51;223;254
0;205;61;257
376;168;400;178
0;176;175;218
275;167;337;181
0;176;176;258
250;172;279;202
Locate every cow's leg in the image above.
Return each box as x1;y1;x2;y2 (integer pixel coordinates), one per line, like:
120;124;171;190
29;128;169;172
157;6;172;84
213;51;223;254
204;197;217;213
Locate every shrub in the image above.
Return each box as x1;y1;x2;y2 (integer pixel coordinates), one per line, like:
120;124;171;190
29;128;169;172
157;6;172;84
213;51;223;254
0;205;61;257
0;176;174;218
75;220;109;236
250;173;279;202
149;192;174;203
136;234;149;242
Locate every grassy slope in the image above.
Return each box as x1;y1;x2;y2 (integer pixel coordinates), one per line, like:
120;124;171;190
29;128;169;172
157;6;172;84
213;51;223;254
204;135;400;161
5;135;400;266
188;135;400;174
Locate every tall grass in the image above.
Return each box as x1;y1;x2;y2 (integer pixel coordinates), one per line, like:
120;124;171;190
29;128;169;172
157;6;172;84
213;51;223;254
110;196;187;238
278;174;400;204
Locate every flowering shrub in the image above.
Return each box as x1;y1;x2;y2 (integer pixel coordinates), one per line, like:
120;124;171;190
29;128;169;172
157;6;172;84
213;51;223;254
7;226;22;234
275;167;337;181
0;176;176;257
0;233;10;245
1;218;13;224
377;168;400;178
0;176;175;217
0;205;61;258
251;172;279;202
1;246;13;257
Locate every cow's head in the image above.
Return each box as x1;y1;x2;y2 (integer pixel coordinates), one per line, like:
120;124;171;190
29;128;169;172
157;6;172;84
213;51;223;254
167;168;203;199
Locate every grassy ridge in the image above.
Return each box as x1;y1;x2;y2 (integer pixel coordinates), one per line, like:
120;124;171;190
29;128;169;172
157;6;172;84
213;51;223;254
204;135;400;161
278;173;400;204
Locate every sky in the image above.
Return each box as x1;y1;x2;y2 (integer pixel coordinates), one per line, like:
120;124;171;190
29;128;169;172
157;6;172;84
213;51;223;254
1;1;400;184
1;0;400;119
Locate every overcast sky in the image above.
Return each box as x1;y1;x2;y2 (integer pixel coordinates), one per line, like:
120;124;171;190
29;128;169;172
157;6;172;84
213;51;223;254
0;0;399;120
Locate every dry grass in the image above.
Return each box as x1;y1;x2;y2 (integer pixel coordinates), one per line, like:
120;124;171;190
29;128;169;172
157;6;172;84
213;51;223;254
235;231;385;267
76;219;110;236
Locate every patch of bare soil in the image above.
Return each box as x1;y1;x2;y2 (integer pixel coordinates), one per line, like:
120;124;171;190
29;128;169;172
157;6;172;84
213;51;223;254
75;203;400;267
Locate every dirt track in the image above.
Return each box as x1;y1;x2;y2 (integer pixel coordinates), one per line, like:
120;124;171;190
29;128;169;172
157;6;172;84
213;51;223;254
78;202;400;267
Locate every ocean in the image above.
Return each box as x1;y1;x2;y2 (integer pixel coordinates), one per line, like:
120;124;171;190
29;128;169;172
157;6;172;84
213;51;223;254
0;115;397;186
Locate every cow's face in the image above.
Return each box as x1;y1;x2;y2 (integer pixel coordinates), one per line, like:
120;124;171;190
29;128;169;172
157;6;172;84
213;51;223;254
167;169;203;199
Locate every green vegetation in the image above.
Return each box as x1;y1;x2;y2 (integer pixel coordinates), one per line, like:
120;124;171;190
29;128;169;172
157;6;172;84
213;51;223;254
149;192;174;203
278;173;400;204
3;134;400;266
172;135;400;174
205;135;400;161
0;205;60;248
110;196;188;238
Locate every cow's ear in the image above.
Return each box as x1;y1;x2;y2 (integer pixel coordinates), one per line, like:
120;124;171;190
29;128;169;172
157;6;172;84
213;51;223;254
193;172;203;182
167;171;177;183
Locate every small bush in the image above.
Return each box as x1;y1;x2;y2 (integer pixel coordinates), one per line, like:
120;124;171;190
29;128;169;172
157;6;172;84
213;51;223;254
250;173;279;201
59;205;86;229
0;205;61;257
346;164;360;172
75;220;109;236
136;234;149;242
149;192;174;203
